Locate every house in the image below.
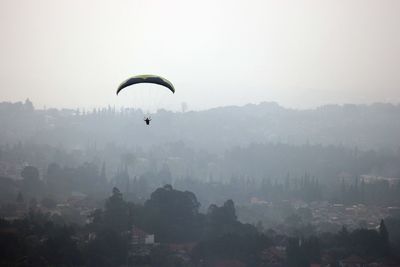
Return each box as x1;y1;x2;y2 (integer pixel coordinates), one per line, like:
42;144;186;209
131;226;154;245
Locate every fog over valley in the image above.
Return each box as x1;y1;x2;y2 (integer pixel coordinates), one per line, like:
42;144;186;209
1;0;400;266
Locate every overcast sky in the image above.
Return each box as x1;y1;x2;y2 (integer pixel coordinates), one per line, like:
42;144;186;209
0;0;399;110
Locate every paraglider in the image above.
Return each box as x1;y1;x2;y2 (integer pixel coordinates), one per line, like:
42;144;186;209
116;75;175;125
117;74;175;95
144;117;151;125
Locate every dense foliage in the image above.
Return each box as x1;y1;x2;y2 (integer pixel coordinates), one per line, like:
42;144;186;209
1;185;399;267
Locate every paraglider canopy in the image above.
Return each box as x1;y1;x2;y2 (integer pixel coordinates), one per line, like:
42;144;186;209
116;74;175;117
116;74;175;95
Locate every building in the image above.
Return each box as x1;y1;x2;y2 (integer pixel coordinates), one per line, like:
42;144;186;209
131;226;154;245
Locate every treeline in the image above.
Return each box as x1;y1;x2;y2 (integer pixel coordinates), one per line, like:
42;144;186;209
0;163;108;206
2;134;400;187
0;185;268;266
1;100;400;151
1;185;399;266
223;143;400;182
2;160;400;222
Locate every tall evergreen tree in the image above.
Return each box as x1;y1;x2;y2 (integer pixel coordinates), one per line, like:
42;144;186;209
379;219;389;241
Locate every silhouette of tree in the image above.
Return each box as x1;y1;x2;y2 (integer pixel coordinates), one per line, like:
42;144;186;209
85;228;129;267
379;219;390;255
286;237;307;267
379;219;389;243
21;166;43;196
337;225;350;248
143;184;202;242
104;187;130;232
16;191;24;203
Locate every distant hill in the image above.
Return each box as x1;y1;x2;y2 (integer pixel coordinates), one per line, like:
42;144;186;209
0;100;399;151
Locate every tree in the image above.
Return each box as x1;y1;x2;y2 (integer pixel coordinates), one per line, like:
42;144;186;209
85;228;129;267
379;219;390;255
16;192;24;203
41;225;83;266
207;199;237;226
379;219;389;243
337;225;350;248
21;166;42;196
24;98;34;111
104;187;129;232
286;237;306;267
144;185;202;242
45;163;63;194
303;236;321;264
100;162;107;185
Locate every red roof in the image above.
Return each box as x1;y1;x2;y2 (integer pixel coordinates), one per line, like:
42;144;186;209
131;226;149;238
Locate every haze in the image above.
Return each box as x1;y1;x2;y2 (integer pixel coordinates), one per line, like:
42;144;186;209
3;1;400;265
1;0;400;110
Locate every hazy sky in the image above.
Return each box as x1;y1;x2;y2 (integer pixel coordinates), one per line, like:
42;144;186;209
1;0;399;110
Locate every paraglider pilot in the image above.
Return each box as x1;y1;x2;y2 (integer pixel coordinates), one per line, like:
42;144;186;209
144;117;152;125
116;75;175;125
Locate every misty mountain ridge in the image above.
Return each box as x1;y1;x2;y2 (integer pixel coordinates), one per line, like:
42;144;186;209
0;100;399;152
